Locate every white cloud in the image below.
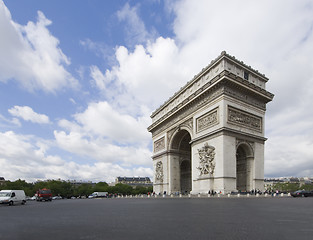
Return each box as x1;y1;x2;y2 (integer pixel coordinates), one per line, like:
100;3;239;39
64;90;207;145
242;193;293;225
90;65;107;91
54;100;152;167
73;101;150;144
117;3;157;46
100;37;191;116
0;1;79;93
0;130;152;183
54;130;151;166
8;106;50;124
99;0;313;178
0;114;21;127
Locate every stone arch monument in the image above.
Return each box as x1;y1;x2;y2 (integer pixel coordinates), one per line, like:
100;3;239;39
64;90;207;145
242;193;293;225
148;51;274;194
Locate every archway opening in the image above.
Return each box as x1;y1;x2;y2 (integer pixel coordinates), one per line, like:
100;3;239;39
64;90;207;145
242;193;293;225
236;145;249;192
171;130;192;194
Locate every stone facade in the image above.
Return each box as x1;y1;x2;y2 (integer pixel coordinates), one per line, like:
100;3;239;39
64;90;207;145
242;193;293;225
148;51;274;195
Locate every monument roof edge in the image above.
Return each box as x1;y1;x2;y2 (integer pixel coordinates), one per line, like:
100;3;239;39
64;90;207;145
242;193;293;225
150;51;268;119
150;51;225;118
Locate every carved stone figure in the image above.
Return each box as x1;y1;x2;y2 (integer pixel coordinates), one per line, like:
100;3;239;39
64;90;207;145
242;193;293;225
155;161;164;181
197;143;216;175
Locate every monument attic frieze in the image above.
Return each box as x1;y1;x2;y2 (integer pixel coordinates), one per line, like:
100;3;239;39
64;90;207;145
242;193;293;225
148;51;274;134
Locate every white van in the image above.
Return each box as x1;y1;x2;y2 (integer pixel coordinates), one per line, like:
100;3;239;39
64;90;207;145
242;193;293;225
0;190;26;206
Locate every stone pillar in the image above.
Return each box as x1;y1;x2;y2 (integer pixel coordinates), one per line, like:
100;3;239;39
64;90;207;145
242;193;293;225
246;156;254;191
168;154;180;194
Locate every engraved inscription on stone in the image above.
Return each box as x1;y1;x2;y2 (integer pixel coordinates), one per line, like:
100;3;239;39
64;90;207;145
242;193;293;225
155;161;163;182
228;106;262;131
154;137;165;152
196;108;218;133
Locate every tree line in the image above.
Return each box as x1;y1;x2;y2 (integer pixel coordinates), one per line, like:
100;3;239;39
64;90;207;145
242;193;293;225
270;182;313;192
0;179;153;198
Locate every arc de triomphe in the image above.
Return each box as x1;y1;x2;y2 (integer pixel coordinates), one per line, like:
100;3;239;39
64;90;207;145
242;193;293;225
148;51;274;195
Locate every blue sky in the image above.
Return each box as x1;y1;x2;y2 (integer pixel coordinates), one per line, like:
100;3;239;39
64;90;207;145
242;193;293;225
1;0;313;183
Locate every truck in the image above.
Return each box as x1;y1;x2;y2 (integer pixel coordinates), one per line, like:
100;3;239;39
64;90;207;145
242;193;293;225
88;192;108;198
0;190;26;205
36;188;52;201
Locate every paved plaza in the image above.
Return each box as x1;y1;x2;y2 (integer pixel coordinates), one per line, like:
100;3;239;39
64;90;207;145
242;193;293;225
0;197;312;240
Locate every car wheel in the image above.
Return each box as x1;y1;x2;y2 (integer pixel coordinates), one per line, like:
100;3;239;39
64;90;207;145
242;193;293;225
9;201;14;206
21;200;26;205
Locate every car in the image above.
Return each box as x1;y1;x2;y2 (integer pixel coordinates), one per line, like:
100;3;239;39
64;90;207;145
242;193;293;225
52;196;62;200
291;190;313;197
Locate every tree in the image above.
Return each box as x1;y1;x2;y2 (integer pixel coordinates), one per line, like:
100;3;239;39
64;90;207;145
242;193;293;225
112;183;133;195
74;183;93;197
272;182;300;192
33;180;73;197
2;179;34;196
94;182;109;192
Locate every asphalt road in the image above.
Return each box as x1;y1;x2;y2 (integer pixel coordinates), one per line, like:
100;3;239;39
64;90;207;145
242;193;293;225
0;197;312;240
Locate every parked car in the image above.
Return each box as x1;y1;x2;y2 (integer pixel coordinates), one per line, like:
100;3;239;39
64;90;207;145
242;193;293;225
52;196;62;200
291;190;313;197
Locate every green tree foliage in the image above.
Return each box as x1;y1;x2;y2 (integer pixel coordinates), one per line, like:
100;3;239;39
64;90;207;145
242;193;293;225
302;184;313;191
33;180;73;198
94;182;109;192
133;186;153;195
111;183;133;195
1;179;34;196
272;182;313;192
0;179;153;197
73;183;94;197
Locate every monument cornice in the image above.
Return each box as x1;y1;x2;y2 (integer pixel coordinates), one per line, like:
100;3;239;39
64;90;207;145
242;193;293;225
148;52;274;134
190;127;267;145
150;52;273;124
148;70;273;135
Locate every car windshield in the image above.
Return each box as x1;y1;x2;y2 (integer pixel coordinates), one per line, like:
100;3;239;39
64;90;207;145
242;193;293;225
40;190;51;194
0;192;11;197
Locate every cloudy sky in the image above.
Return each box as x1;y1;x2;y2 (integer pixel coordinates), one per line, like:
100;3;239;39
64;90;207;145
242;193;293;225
0;0;312;183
